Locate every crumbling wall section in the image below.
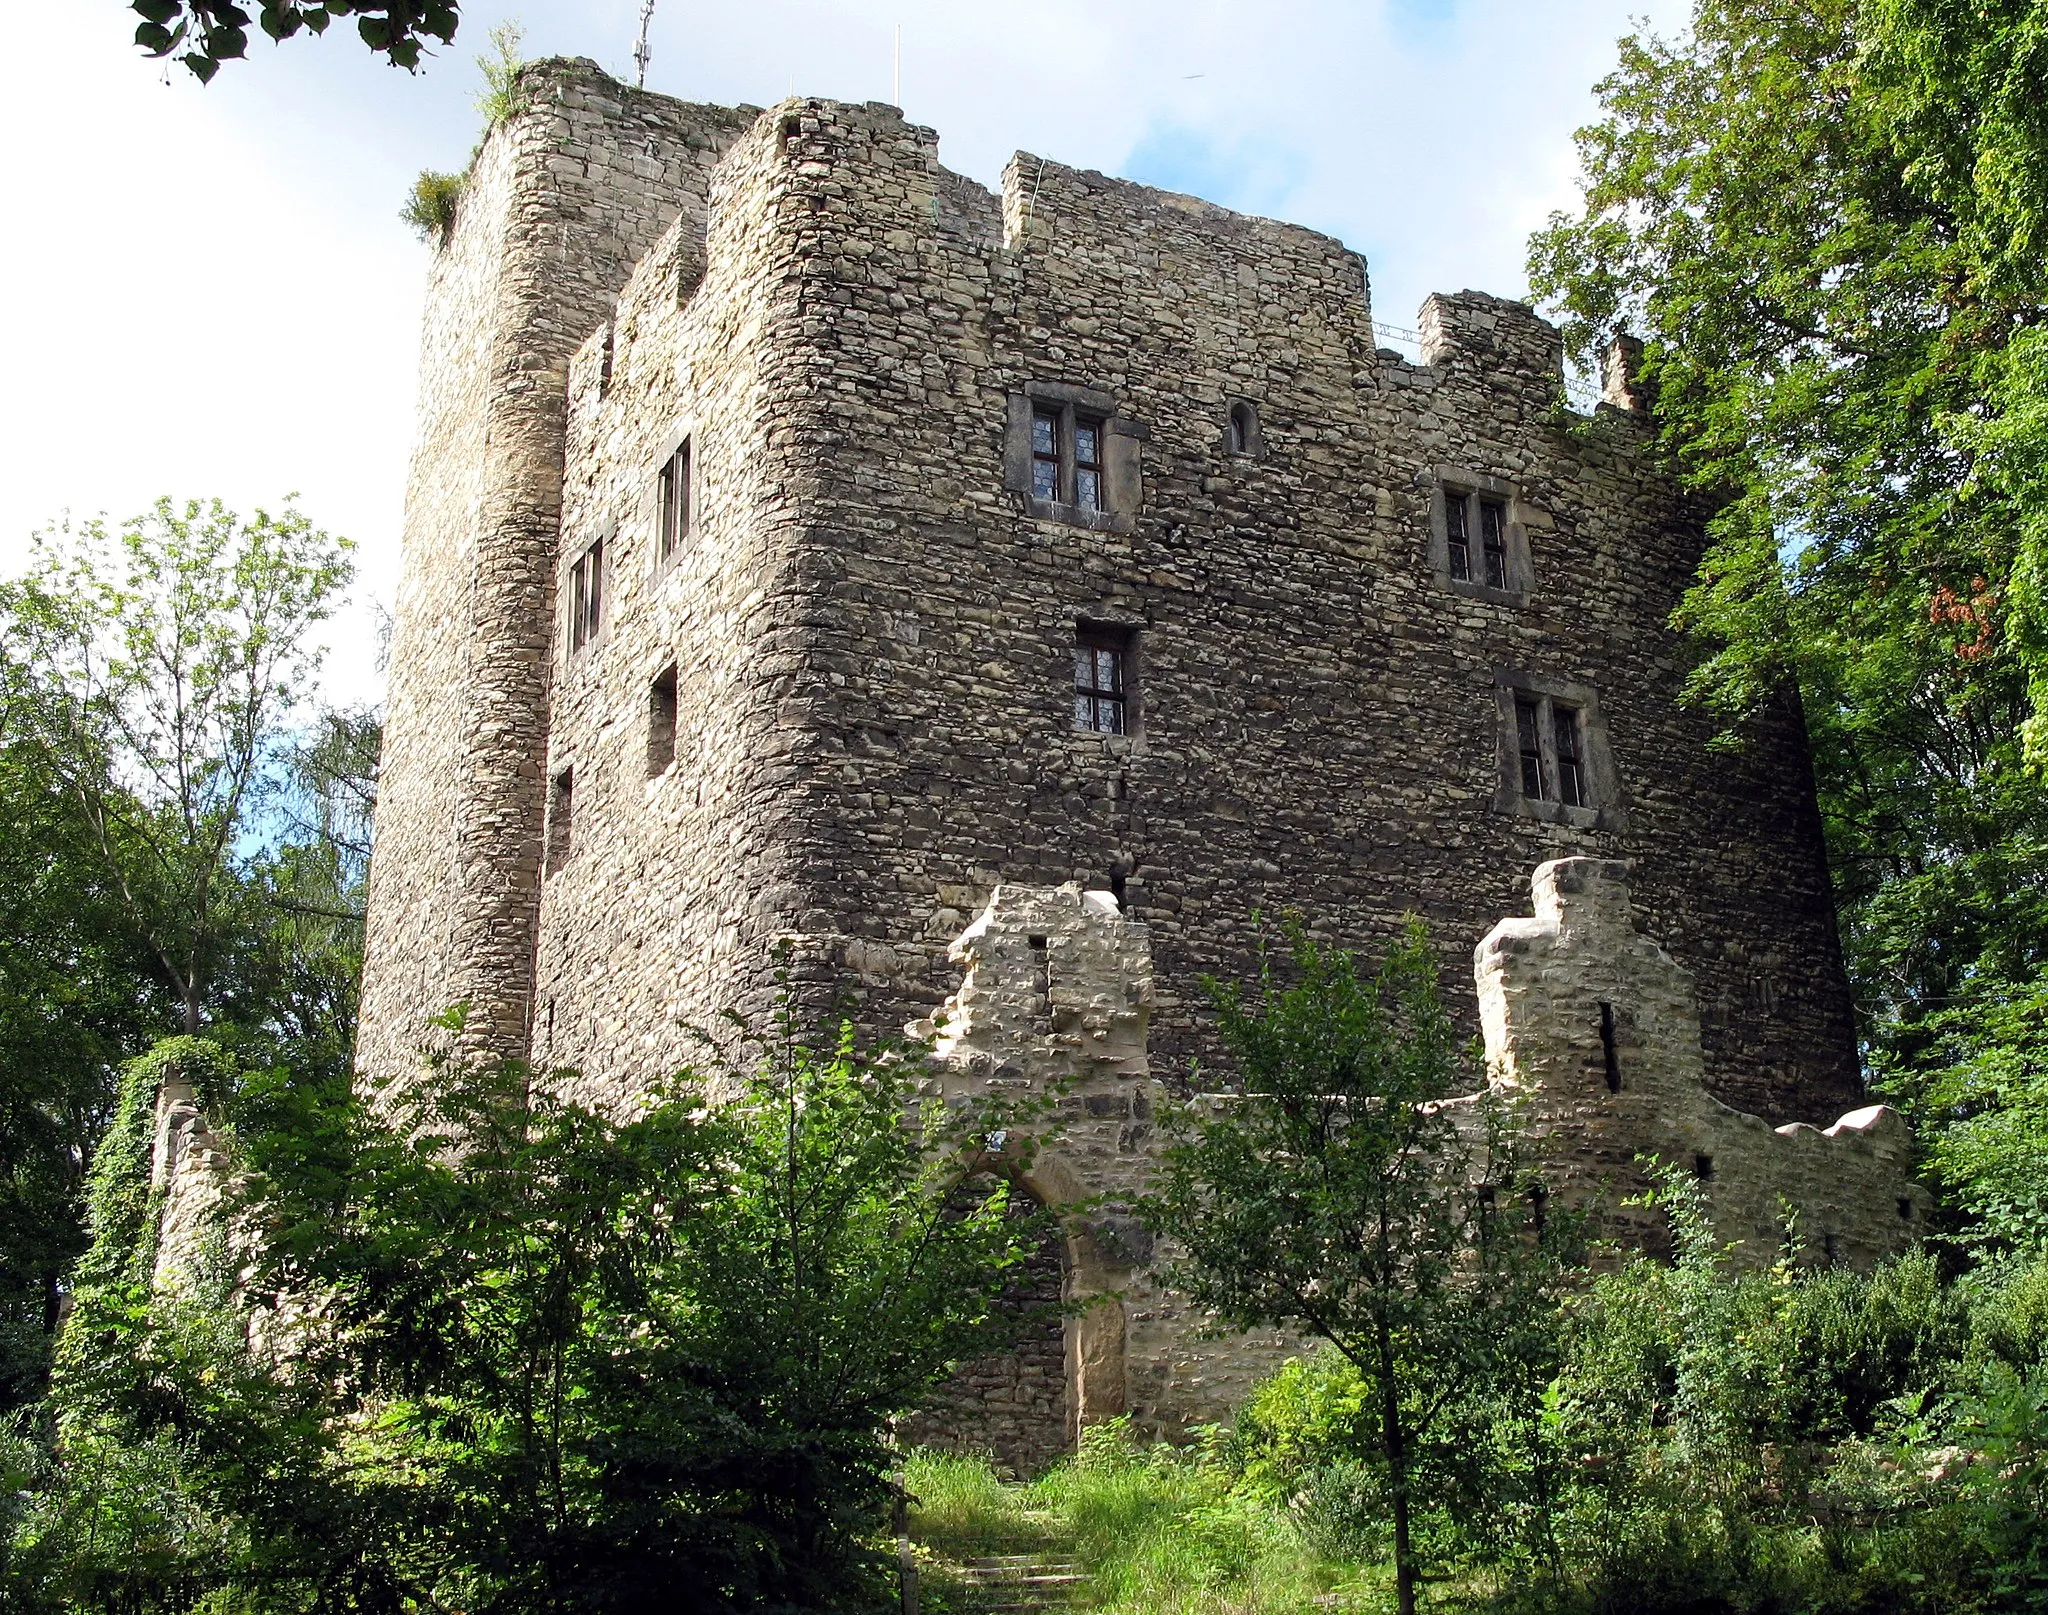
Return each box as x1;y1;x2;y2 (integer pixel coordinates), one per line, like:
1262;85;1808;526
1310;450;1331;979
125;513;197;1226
1476;857;1926;1268
912;885;1299;1454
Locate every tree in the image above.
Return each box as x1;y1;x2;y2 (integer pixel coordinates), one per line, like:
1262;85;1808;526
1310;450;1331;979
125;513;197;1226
10;1002;1055;1612
1140;921;1567;1615
1527;0;2048;1246
127;0;460;83
0;746;177;1414
0;497;353;1040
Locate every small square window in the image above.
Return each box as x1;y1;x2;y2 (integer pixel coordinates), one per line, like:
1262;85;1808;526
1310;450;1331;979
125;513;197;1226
1073;624;1133;734
568;535;605;654
656;439;693;566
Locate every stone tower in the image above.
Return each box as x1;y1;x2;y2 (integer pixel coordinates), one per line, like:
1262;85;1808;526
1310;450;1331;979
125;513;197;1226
359;59;1872;1461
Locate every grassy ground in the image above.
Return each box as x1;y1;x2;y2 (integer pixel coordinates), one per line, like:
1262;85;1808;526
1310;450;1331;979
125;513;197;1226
904;1428;1396;1615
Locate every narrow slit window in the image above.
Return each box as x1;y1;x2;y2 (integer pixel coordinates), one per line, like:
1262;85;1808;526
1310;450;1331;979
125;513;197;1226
1226;399;1258;456
1515;694;1545;800
1031;409;1061;502
657;439;693;565
1555;703;1586;807
1445;493;1472;583
1073;625;1132;734
1479;497;1508;589
1695;1153;1716;1181
1073;417;1104;511
568;536;605;653
647;662;679;776
546;768;574;874
1599;1001;1622;1093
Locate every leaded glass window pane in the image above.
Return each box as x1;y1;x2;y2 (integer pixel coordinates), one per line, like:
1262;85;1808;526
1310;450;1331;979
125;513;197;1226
1033;457;1059;500
1445;492;1471;583
1076;468;1101;510
1480;498;1507;589
1032;412;1057;456
1555;704;1584;807
1515;694;1545;800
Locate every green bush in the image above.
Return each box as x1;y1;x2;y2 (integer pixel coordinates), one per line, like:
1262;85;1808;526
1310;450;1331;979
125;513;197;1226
401;169;463;242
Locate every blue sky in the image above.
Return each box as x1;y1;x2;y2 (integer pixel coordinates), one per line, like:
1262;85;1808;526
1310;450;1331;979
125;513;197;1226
1;0;1688;706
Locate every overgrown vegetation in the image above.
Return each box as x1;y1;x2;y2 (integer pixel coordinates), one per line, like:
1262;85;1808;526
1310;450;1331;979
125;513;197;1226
0;498;370;1414
1141;920;1570;1615
906;1217;2048;1614
4;1001;1057;1613
400;22;527;244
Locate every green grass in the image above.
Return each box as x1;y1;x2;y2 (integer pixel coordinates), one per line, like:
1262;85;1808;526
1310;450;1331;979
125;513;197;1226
905;1426;1387;1615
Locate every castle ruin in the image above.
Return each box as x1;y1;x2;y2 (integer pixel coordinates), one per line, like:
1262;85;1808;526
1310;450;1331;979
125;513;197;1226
357;59;1904;1471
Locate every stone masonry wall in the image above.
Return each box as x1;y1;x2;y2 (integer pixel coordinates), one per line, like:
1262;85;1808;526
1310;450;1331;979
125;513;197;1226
1476;857;1927;1268
358;62;756;1083
505;85;1857;1130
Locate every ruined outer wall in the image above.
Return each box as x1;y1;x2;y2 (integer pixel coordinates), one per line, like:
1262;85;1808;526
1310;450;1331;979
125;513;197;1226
550;98;1851;1122
357;62;754;1083
1476;858;1927;1268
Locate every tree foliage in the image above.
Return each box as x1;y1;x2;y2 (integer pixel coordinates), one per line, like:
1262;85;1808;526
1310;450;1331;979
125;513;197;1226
127;0;460;83
0;499;368;1413
1528;0;2048;1248
1140;920;1569;1615
6;1005;1055;1613
0;498;352;1038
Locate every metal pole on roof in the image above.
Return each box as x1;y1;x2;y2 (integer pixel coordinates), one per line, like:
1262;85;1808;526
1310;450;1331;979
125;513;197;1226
633;0;656;87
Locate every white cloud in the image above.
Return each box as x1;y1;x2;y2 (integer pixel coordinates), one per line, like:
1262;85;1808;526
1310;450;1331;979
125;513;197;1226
1;0;1690;708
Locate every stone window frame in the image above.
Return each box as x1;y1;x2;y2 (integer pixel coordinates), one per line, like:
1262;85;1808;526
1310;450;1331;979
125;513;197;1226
1426;467;1536;607
564;516;615;659
647;426;697;577
1491;669;1626;831
1004;381;1145;534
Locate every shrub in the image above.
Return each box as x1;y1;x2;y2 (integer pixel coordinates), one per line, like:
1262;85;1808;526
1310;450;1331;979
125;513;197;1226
401;169;463;242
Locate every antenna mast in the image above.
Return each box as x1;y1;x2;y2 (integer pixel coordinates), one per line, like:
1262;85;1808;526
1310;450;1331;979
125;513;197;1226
633;0;656;87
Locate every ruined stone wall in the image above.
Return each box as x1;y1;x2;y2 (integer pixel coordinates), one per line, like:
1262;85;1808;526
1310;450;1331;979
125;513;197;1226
911;885;1300;1446
526;89;1852;1122
357;61;755;1084
1476;858;1927;1268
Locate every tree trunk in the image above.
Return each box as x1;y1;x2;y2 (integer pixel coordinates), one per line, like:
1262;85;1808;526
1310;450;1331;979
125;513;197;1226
1378;1325;1417;1615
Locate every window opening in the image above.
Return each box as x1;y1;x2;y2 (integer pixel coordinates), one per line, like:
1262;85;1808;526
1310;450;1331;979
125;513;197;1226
1529;1184;1549;1235
1479;497;1508;589
1026;402;1113;513
647;663;679;777
1028;934;1051;1007
598;327;614;395
1226;399;1257;456
1030;408;1061;501
1695;1153;1715;1181
1599;1001;1621;1093
1445;493;1472;583
1073;417;1104;511
1897;1197;1914;1221
546;768;574;874
1555;704;1586;808
1073;625;1131;734
1514;694;1545;800
568;536;605;653
1822;1231;1841;1268
657;439;693;565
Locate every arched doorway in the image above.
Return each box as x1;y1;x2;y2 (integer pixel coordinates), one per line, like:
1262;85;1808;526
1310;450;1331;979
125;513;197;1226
899;1179;1072;1477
